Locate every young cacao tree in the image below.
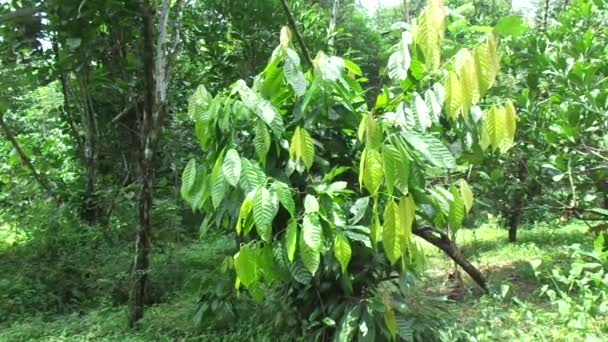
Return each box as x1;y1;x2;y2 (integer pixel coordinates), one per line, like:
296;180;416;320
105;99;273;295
183;0;515;339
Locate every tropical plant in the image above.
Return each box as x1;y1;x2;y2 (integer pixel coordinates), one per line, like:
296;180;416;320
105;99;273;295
182;0;516;339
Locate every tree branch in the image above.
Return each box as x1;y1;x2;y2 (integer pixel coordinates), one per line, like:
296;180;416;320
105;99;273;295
413;226;489;292
0;113;52;194
279;0;314;67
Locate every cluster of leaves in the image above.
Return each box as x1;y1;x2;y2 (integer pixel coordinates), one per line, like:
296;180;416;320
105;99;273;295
183;1;516;339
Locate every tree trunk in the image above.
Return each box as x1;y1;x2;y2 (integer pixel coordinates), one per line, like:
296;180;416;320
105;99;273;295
414;226;488;292
0;113;52;194
507;159;528;243
128;0;183;327
280;0;313;67
542;0;550;31
327;0;340;55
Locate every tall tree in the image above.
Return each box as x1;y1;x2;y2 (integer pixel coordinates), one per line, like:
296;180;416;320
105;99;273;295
128;0;184;327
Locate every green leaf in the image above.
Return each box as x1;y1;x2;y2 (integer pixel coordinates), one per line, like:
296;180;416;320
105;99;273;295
484;106;505;152
304;194;319;214
290;127;315;170
383;201;402;265
234;79;283;132
334;233;352;273
188;84;212;121
494;16;527;37
413;92;432;130
362;148;384;196
402;131;456;169
236;191;255;234
383;145;399;196
254;187;279;242
303;213;323;251
272;181;296;218
234;246;257;287
240;158;266;193
387;32;412;81
449;187;465;230
399;195;416;243
181;158;197;199
349;197;370;225
459;179;474;214
285;219;298;262
222;149;241;187
444;70;462;120
334;305;361;342
299;235;320;275
284;48;307;96
253;121;271;166
211;153;228;209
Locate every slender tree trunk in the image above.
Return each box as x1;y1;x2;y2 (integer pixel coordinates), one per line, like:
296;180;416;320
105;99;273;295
414;226;488;292
402;0;410;22
542;0;550;31
507;159;528;243
327;0;340;55
280;0;313;67
0;113;52;194
128;0;183;327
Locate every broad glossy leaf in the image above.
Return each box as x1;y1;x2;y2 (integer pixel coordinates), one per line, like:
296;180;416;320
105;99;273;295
272;181;296;218
303;213;323;250
304;194;319;213
387;32;412;81
362;148;384;196
253;121;271;166
222;149;241;187
383;201;402;264
285;219;298;262
254;187;279;242
240;158;266;193
299;235;320;275
444;71;462;120
335;305;361;342
349;197;370;225
459;179;474;214
234;246;257;287
448;187;465;230
402;131;456;169
181;158;197;199
334;233;352;273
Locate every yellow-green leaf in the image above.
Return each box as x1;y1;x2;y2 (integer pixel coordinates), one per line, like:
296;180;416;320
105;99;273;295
285;218;298;262
299;234;320;275
383;201;402;265
334;233;352;273
459;179;474;214
222;149;241;187
444;71;462;120
362;148;384;196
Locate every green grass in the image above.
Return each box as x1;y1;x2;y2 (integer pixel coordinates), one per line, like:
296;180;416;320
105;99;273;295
422;221;608;341
1;220;606;341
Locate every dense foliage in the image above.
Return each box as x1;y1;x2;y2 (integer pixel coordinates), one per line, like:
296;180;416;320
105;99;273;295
0;0;606;340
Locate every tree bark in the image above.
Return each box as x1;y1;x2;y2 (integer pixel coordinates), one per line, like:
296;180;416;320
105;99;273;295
507;158;528;243
542;0;550;31
0;113;52;194
128;0;183;327
414;226;489;292
327;0;340;55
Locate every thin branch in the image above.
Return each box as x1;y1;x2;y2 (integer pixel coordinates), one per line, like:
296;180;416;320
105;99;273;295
0;113;52;194
280;0;314;67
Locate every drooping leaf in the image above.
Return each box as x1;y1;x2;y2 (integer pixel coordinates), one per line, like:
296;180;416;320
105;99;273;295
240;158;266;193
399;195;416;243
253;121;271;166
222;149;242;187
285;219;298;262
483;106;505;152
387;31;412;81
402;131;456;169
284;48;307;96
459;179;474;214
362;148;384;196
349;197;370;225
303;213;323;251
304;194;320;214
181;159;197;199
211;152;228;208
502;101;517;152
234;79;283;132
299;234;320;275
334;233;352;273
234;246;257;287
413;92;432;130
272;181;296;218
383;201;402;265
289;127;315;170
254;187;279;242
444;71;462;120
188;84;212;121
236;191;255;234
383;144;400;196
448;187;465;230
335;305;361;342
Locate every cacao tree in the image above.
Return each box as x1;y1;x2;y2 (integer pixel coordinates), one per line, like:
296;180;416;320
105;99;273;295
183;0;515;339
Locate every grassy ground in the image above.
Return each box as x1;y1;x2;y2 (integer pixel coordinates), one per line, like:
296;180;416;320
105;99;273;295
1;221;606;341
424;221;608;341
